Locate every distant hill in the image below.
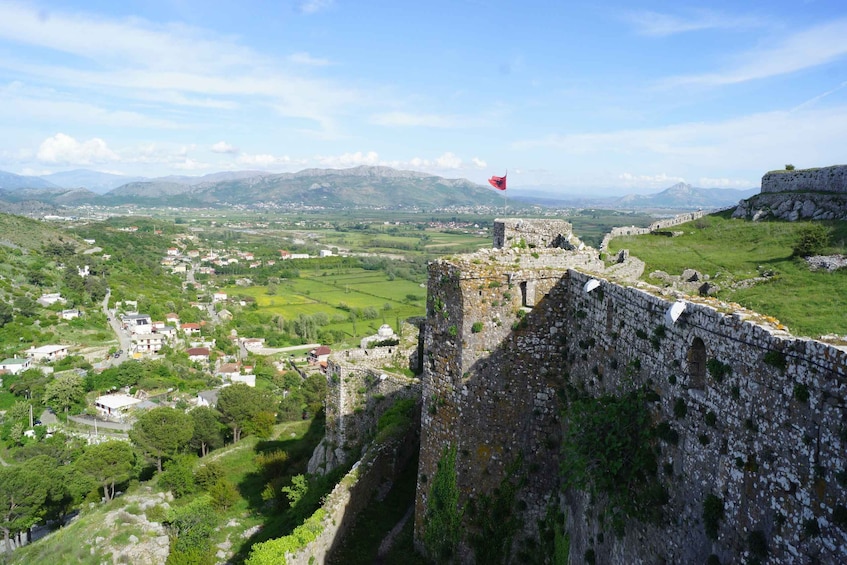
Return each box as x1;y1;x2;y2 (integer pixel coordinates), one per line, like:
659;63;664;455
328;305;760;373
101;165;507;209
0;171;58;190
511;183;756;210
613;183;757;209
41;169;147;194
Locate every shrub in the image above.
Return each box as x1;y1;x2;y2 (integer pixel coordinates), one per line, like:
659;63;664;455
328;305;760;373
703;494;724;540
763;351;786;371
785;164;795;171
706;359;731;383
208;479;240;511
747;530;768;558
793;383;810;403
471;322;484;334
792;223;831;257
705;411;717;427
673;398;687;419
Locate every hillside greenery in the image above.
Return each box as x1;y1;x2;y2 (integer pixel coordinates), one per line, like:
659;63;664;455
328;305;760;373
607;211;847;336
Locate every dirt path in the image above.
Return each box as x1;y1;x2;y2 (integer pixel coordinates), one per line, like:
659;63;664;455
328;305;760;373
375;504;414;563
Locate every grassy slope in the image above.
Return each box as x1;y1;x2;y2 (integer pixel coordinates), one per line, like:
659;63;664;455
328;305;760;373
607;212;847;337
9;419;323;565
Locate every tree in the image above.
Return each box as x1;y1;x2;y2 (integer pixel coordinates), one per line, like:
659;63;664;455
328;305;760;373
189;407;224;457
76;441;137;502
0;459;51;553
43;372;85;414
0;301;11;327
785;164;796;171
216;384;276;443
130;407;194;472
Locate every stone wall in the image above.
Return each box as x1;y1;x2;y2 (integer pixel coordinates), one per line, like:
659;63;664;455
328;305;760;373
600;210;709;251
415;221;847;563
493;218;580;250
733;192;847;221
762;165;847;194
289;423;419;564
309;349;420;475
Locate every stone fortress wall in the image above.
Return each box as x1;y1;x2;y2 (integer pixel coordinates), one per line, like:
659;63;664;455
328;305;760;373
415;218;847;563
735;164;847;221
762;165;847;194
308;345;420;476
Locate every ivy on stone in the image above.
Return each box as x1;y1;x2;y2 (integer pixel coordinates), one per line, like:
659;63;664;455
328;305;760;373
424;444;463;561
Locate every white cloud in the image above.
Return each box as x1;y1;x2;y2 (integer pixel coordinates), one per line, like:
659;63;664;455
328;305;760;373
235;153;302;168
697;177;755;188
627;10;764;37
211;141;239;154
664;18;847;86
472;157;487;168
618;172;685;185
512;104;847;187
37;133;119;164
371;111;477;128
317;151;381;168
288;52;331;66
299;0;334;15
172;159;211;171
0;4;360;132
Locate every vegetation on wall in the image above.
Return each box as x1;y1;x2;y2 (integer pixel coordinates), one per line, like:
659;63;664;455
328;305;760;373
560;387;666;534
424;444;462;561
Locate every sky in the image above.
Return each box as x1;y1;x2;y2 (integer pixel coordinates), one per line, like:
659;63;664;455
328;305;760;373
1;1;847;195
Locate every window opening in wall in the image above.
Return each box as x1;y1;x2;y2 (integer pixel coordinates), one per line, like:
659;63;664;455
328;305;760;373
687;337;706;389
520;281;528;307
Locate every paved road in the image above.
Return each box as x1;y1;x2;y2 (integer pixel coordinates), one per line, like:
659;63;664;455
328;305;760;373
100;289;131;367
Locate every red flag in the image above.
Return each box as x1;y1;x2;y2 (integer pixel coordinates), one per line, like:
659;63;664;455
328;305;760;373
488;173;507;191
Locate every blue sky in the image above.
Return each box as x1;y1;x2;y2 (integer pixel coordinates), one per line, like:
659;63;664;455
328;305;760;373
1;0;846;194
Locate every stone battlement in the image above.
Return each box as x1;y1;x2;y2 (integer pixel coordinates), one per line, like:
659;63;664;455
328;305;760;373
415;218;847;564
762;164;847;194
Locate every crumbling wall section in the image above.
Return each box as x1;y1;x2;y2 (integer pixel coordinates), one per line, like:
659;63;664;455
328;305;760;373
416;233;847;563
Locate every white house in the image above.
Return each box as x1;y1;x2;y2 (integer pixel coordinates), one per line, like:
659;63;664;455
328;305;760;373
61;309;81;320
132;333;165;353
121;314;153;335
26;345;70;363
37;293;66;307
0;357;32;375
95;393;141;419
213;292;228;303
319;249;333;257
231;374;256;387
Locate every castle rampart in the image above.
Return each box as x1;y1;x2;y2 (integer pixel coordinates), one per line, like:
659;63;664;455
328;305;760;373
762;165;847;194
415;219;847;563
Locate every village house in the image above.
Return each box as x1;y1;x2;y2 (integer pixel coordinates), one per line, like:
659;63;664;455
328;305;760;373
61;309;81;320
187;347;210;362
181;322;201;336
197;389;219;408
132;333;165;354
157;326;178;341
308;345;332;365
167;247;179;256
95;393;141;420
0;357;32;375
121;313;153;335
232;373;256;387
37;293;66;307
216;363;241;381
166;313;180;325
26;344;70;363
213;292;228;302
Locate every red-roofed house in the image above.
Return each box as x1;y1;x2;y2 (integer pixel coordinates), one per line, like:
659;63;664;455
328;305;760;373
187;347;210;362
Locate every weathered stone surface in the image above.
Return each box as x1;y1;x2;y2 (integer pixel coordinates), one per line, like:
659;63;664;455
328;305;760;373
761;165;847;194
415;219;847;564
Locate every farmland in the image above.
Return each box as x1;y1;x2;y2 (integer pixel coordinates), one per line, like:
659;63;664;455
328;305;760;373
224;266;426;346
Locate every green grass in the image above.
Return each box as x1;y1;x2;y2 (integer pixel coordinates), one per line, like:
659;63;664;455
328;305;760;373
225;267;426;345
608;213;847;336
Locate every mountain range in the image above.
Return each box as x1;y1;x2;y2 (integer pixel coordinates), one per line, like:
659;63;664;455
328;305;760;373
0;167;756;212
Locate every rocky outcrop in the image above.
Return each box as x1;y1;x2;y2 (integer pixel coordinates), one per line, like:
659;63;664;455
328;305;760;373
732;191;847;221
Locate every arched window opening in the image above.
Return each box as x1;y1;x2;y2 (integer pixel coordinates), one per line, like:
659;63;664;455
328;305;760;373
687;337;707;389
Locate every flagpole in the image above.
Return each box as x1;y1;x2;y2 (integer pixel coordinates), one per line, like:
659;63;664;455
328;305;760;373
503;169;507;216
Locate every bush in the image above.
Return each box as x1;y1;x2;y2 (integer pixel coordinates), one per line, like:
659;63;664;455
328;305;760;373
793;223;831;257
194;461;225;490
471;322;484;334
208;479;240;511
793;383;810;403
159;457;196;498
785;164;795;170
703;494;724;540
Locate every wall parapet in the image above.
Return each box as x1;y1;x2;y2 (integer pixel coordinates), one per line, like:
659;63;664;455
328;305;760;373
762;165;847;194
416;241;847;563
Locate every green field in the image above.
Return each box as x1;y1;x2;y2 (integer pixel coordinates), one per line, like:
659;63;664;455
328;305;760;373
608;212;847;337
225;267;426;345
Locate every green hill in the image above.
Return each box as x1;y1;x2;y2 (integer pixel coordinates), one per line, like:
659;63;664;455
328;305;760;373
607;211;847;337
